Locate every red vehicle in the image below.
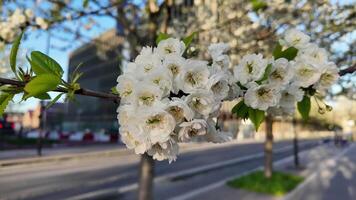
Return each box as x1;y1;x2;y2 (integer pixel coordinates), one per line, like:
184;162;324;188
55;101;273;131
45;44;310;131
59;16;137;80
0;119;15;135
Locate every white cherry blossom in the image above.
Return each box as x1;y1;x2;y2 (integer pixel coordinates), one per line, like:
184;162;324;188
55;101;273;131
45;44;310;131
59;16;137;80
116;74;137;103
134;83;163;107
147;139;179;163
186;90;218;117
139;107;176;144
291;60;321;88
233;53;268;85
244;83;281;111
207;72;230;100
268;58;294;87
165;98;194;124
314;62;339;91
178;119;207;142
283;28;310;49
178;59;210;93
156;38;185;57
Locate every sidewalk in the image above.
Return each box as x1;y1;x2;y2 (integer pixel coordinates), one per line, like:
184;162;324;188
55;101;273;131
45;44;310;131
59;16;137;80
0;144;124;160
285;143;356;200
178;143;355;200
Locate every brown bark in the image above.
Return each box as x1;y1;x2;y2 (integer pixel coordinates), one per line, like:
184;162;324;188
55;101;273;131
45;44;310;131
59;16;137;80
264;115;273;178
138;153;155;200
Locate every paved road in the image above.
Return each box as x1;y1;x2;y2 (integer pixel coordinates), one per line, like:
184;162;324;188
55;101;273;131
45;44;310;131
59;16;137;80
0;139;319;200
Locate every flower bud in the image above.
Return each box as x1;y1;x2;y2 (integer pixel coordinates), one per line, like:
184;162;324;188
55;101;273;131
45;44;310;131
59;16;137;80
318;107;326;114
325;105;333;112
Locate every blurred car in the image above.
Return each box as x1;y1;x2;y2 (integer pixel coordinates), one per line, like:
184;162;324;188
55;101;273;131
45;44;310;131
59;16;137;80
48;131;60;140
0;119;15;135
26;130;41;138
69;131;84;141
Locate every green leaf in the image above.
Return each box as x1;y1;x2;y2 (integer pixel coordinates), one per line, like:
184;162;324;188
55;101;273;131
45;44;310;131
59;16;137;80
156;33;170;45
280;46;298;61
248;108;265;131
34;93;51;100
24;74;61;99
272;43;283;58
297;96;311;121
273;43;298;61
46;93;64;109
237;82;248;90
251;0;268;12
83;0;89;7
256;64;273;84
232;100;249;120
0;93;15;115
30;51;64;77
10;31;24;77
111;86;119;95
183;32;197;48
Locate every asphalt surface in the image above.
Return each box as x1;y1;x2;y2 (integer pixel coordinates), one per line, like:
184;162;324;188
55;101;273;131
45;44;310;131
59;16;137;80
287;144;356;200
0;139;319;200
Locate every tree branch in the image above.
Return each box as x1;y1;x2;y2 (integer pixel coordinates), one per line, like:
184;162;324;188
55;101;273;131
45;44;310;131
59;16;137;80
0;77;120;103
339;64;356;76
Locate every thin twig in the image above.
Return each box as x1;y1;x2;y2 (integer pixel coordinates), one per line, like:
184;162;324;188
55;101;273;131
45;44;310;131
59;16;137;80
339;64;356;76
0;77;120;103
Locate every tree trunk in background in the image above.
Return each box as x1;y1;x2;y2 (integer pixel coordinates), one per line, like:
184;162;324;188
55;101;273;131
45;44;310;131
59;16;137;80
264;115;273;178
293;118;300;168
37;102;46;157
138;153;155;200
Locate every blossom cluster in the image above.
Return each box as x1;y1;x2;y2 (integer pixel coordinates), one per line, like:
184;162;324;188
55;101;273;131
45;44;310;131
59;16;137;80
116;29;339;162
0;9;48;47
116;38;238;162
235;29;339;116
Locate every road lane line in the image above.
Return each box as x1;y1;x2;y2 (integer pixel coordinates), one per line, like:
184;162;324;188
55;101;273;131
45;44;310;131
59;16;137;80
168;144;317;200
67;141;316;200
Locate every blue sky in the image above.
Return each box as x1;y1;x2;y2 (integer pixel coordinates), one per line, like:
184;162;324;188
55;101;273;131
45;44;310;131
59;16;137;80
13;14;116;112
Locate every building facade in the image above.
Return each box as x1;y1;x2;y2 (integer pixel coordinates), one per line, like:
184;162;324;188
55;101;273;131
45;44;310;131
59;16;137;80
65;29;123;132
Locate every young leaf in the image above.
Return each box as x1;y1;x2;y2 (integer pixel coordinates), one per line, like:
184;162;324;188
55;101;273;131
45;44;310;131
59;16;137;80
83;0;89;7
46;93;64;109
297;96;311;121
156;33;170;45
10;32;24;77
183;32;197;48
30;51;64;77
280;46;298;61
34;93;51;100
272;43;283;58
111;86;119;95
248;108;265;131
273;43;298;61
0;93;15;115
251;0;268;12
24;74;61;98
231;100;249;120
256;64;273;84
